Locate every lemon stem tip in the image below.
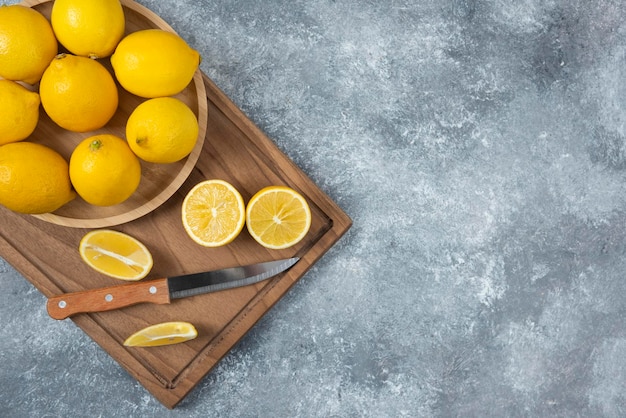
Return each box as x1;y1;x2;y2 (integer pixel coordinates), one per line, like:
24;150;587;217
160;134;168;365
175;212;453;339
89;139;103;151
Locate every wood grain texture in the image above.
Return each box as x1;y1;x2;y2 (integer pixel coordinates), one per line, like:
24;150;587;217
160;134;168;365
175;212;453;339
20;0;208;228
0;69;352;408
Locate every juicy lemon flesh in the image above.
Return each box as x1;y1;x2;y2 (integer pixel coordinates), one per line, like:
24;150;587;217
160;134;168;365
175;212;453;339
246;186;312;250
0;5;58;84
51;0;125;58
126;97;199;163
0;80;41;145
182;180;245;247
124;322;198;347
79;230;153;281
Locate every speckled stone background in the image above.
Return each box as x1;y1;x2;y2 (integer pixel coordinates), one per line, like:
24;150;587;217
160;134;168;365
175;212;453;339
2;0;626;416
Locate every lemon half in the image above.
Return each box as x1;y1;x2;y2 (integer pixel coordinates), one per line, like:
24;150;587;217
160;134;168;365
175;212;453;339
181;179;246;247
79;229;153;281
245;186;312;250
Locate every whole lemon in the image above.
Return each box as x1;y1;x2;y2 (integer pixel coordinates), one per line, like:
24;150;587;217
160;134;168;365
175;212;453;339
126;97;199;163
51;0;125;58
69;134;141;206
111;29;200;98
0;5;58;85
0;142;76;214
0;80;40;145
40;54;119;132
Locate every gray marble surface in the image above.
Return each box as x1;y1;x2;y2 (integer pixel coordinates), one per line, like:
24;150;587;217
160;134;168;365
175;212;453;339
2;0;626;416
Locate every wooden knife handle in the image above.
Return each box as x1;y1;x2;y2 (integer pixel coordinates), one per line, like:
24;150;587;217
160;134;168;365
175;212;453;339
46;278;171;320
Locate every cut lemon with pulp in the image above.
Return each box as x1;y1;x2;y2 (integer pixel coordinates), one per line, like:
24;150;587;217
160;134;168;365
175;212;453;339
182;179;245;247
246;186;312;250
79;230;153;281
124;322;198;347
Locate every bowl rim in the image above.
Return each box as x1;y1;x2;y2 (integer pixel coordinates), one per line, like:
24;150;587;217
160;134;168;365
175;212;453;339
21;0;209;228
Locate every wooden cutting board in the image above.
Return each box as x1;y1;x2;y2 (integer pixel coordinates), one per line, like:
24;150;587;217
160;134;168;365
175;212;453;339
0;73;352;409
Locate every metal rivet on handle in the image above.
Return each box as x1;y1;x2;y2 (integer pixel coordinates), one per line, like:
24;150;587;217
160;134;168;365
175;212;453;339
149;286;157;294
105;294;113;302
58;300;67;309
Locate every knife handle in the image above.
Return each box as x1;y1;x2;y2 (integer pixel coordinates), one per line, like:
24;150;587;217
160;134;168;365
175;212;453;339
46;278;171;320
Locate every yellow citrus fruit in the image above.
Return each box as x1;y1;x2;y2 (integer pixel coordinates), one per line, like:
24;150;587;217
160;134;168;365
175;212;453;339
246;186;312;249
111;29;200;98
181;179;245;247
0;5;58;84
124;321;198;347
0;142;75;214
40;53;119;132
126;97;199;163
69;134;141;206
51;0;125;58
0;80;40;145
79;229;153;281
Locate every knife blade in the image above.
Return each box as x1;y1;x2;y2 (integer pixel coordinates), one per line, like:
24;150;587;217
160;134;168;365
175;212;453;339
46;257;299;320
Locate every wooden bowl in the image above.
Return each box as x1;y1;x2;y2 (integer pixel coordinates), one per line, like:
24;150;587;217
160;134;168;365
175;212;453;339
19;0;208;228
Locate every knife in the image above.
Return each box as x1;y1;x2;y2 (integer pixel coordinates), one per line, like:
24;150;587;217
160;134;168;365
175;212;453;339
46;257;299;320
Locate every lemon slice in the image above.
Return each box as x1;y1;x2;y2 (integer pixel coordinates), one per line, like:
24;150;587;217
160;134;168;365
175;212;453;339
181;179;245;247
79;230;153;281
123;322;198;347
245;186;312;250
